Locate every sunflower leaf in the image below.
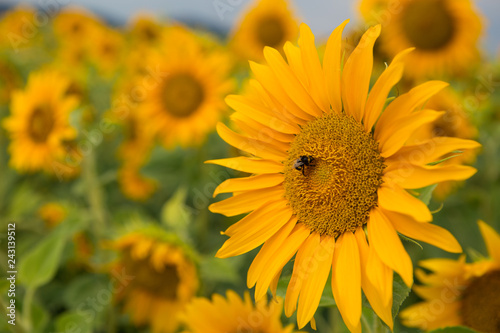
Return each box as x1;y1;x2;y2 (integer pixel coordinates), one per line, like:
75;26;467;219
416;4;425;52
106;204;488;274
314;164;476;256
415;184;438;206
428;326;479;333
392;273;410;320
427;152;463;166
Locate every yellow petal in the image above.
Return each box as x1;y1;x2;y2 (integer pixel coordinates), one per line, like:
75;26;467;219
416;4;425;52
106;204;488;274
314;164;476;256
385;164;477;189
263;46;323;117
247;216;297;288
297;235;335;329
377;183;432;222
298;23;330;112
216;202;293;258
270;268;282;299
216;122;287;161
387;210;462;253
331;232;362;331
285;233;320;317
209;185;284;216
478;220;500;263
283;41;308;86
254;223;310;300
364;48;413;131
375;80;449;139
205;156;283;174
213;173;284;197
341;25;381;122
323;19;349;114
368;208;413;287
231;113;295;145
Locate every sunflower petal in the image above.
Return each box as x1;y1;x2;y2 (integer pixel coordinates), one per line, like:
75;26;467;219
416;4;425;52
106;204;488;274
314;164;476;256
323;19;349;113
368;208;413;287
341;25;381;122
205;156;283;174
298;23;330;112
297;236;335;328
284;41;308;86
386;164;477;189
478;220;500;263
378;183;432;222
213;173;284;197
331;232;362;331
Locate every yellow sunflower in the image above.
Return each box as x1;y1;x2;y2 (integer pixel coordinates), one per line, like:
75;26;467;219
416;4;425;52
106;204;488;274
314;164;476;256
109;229;199;333
118;164;158;201
409;88;479;200
127;14;163;45
400;221;500;332
359;0;483;80
230;0;299;62
38;202;67;228
181;290;299;333
52;8;103;41
86;25;125;76
207;21;481;331
0;6;37;50
3;70;79;173
139;25;234;148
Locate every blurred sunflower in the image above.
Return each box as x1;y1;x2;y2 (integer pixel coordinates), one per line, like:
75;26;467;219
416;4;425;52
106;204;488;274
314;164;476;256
110;229;199;333
230;0;299;62
52;8;103;41
181;290;298;333
359;0;483;79
140;25;234;148
118;164;158;201
117;110;155;167
0;57;22;105
3;70;79;173
0;6;37;49
208;21;480;330
38;202;67;228
409;89;479;200
400;221;500;332
128;15;163;45
87;25;125;75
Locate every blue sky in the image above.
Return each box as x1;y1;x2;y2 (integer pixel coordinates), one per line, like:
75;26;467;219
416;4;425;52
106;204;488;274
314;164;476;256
5;0;500;55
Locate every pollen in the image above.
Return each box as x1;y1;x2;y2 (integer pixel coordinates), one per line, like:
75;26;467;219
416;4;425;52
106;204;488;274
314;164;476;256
283;112;385;237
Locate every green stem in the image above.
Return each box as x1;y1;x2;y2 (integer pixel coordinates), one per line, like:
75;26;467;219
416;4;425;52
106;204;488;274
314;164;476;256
82;150;107;238
22;287;35;332
360;313;374;333
0;297;27;333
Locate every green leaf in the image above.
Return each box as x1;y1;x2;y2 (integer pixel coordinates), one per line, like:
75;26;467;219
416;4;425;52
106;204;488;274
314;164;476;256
161;186;193;241
18;228;67;288
428;326;479;333
392;273;411;320
416;184;437;206
55;311;92;333
199;256;241;285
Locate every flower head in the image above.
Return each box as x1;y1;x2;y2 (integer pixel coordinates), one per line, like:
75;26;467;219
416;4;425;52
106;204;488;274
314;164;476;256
208;21;480;331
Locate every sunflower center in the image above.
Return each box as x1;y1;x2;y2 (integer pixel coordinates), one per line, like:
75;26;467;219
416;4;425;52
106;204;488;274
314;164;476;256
125;117;138;141
28;104;55;143
123;251;180;300
283;112;385;237
256;16;285;48
432;116;457;137
161;73;204;118
461;269;500;333
401;0;455;50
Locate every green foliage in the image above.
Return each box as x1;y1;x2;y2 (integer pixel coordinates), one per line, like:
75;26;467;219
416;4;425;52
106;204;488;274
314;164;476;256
428;327;479;333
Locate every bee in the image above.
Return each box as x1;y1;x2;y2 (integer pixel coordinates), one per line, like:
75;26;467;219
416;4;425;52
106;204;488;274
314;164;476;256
294;155;314;176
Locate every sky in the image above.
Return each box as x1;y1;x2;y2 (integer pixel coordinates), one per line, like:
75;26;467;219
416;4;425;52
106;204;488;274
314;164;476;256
3;0;500;55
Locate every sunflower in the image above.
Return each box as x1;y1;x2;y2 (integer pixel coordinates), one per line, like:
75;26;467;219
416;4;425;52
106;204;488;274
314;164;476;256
109;229;199;333
38;202;67;228
0;6;37;50
3;70;79;173
181;290;299;333
400;221;500;332
116;110;155;167
230;0;299;62
207;21;481;331
118;164;158;201
359;0;483;80
52;8;103;41
139;25;234;148
409;89;479;200
86;25;125;76
127;15;163;45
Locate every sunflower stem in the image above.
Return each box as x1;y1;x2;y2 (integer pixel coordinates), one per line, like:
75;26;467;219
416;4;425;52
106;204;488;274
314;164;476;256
82;149;107;238
0;296;28;333
360;313;374;333
22;287;35;332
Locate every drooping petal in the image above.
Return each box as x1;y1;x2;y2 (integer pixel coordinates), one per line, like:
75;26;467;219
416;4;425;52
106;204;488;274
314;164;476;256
377;183;432;222
385;164;477;189
387;210;462;253
478;220;500;263
331;232;362;332
297;236;335;328
368;208;413;287
341;25;381;122
323;19;349;113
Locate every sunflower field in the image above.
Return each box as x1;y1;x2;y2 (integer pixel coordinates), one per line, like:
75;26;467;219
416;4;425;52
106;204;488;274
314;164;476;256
0;0;500;332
